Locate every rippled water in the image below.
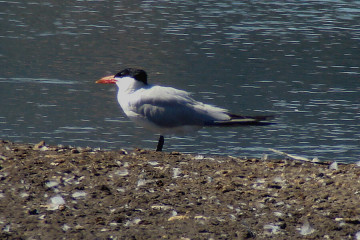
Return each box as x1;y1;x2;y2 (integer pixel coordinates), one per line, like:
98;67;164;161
1;0;359;162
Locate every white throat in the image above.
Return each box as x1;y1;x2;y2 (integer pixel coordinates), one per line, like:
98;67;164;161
115;77;145;94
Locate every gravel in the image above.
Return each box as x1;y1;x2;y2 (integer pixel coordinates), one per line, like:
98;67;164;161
0;140;359;239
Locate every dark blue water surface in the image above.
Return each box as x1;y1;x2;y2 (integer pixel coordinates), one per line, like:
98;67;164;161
1;0;359;162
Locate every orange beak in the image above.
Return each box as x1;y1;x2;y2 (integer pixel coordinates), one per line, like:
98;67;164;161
96;75;116;84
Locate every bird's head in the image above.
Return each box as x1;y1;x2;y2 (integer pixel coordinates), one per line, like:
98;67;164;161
96;68;148;85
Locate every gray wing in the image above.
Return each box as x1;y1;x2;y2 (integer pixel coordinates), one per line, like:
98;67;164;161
131;86;230;127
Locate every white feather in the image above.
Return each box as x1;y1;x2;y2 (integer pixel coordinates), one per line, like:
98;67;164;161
116;77;231;135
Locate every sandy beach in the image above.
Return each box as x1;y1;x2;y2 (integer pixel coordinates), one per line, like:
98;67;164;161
0;139;359;239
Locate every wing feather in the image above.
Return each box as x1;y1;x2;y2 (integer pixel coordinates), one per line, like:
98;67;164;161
128;86;229;127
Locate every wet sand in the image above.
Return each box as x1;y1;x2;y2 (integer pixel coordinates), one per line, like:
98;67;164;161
0;140;359;239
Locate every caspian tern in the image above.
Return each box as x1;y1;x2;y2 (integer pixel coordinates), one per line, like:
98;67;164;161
96;68;274;151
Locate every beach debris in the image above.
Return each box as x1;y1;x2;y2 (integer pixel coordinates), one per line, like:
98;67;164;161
168;215;189;221
114;169;129;177
2;224;10;233
72;191;87;199
194;215;209;221
45;180;59;188
299;219;315;235
261;154;268;161
62;224;71;232
194;155;205;160
312;157;320;162
20;192;29;198
263;224;281;235
355;231;360;240
151;205;172;211
329;161;338;170
124;218;142;227
269;148;312;162
75;225;85;230
273;211;283;217
136;178;147;187
172;167;181;178
33;141;46;150
273;176;284;184
148;161;159;166
46;195;65;210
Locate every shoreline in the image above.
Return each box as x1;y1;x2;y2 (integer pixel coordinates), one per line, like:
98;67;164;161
1;140;359;239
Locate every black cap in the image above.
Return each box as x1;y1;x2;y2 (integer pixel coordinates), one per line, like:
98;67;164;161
114;68;148;85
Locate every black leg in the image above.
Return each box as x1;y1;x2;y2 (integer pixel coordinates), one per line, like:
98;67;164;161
156;135;164;152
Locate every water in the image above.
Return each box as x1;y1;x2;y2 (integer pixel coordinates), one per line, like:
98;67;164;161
1;0;359;163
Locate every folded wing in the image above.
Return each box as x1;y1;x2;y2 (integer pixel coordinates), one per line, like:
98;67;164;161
129;86;231;128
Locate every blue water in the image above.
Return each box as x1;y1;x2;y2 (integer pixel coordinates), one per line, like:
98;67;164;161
1;0;359;162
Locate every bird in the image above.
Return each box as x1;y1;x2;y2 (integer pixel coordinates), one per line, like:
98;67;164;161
96;68;274;152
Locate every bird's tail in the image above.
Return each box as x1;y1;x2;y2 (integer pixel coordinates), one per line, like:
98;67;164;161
208;113;275;126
